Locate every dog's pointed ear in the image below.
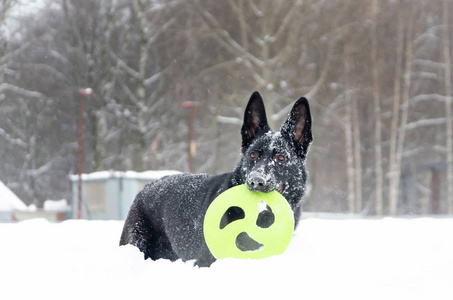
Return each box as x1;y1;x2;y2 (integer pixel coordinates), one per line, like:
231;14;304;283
281;97;313;158
241;91;270;152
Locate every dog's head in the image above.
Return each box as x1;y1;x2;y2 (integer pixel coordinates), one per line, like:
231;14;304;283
236;91;313;206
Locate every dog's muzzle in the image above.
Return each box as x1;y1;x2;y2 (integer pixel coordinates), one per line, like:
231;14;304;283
246;171;276;193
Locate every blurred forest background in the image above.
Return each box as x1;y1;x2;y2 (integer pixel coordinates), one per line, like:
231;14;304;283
1;0;453;215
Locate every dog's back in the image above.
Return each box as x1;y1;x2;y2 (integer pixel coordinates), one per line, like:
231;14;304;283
120;91;312;267
120;172;238;265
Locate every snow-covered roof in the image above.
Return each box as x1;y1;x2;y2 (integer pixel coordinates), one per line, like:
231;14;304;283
0;181;27;211
69;170;182;182
43;199;70;212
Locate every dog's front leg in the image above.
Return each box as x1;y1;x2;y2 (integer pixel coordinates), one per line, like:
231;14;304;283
194;244;216;267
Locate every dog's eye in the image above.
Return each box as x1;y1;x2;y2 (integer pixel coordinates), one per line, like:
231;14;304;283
277;154;285;162
250;151;258;160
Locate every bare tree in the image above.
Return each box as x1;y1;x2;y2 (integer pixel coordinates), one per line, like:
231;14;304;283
344;44;356;213
190;0;338;127
442;0;453;213
388;0;404;215
352;93;362;213
389;2;414;215
371;0;384;215
2;0;453;212
0;0;16;80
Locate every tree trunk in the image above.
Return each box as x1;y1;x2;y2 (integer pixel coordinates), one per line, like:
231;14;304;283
388;1;404;215
352;93;362;213
392;3;413;215
442;0;453;214
260;1;275;129
130;0;154;171
95;1;115;171
345;94;355;213
344;45;355;213
95;111;107;171
430;169;441;214
343;38;362;215
371;0;383;215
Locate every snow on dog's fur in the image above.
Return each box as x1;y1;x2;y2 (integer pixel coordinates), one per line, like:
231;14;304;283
120;91;313;267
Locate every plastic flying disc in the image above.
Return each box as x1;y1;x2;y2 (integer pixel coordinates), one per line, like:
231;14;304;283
203;184;294;260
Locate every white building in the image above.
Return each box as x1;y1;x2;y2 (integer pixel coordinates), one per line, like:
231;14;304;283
70;170;181;220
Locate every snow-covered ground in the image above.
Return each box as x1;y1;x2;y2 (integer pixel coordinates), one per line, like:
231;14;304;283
1;217;452;300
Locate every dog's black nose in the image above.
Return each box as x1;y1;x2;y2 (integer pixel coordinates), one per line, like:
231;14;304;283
249;176;265;189
246;173;274;193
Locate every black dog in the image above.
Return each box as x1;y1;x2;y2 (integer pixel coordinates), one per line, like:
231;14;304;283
120;91;312;267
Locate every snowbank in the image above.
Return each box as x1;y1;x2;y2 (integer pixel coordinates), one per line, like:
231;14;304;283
0;180;26;211
0;217;452;300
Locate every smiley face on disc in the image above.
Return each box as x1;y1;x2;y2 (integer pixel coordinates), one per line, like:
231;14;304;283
203;184;294;260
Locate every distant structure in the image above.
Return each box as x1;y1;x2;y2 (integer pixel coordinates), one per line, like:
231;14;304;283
0;180;27;222
70;170;181;220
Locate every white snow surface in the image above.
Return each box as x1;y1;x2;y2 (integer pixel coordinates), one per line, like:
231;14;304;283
1;217;452;299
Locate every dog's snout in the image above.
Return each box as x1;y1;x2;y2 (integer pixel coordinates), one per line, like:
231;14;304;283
246;172;274;193
249;176;265;189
